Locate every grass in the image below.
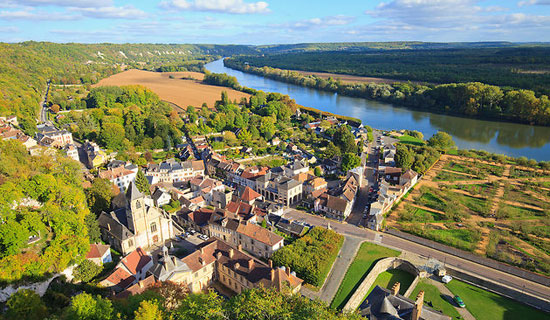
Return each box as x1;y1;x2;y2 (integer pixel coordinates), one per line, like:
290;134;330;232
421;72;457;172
330;242;400;310
446;280;549;320
398;134;425;146
365;269;415;298
434;171;476;182
459;195;490;215
409;279;462;319
413;208;446;222
497;203;546;220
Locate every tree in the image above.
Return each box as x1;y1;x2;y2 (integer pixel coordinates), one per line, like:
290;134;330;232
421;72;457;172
135;169;151;195
85;213;101;243
342;153;361;172
427;131;455;150
6;289;48;320
86;178;114;214
174;291;225;320
314;166;322;177
73;259;103;283
134;300;163;320
333;125;357;154
150;281;189;311
395;145;414;169
50;104;61;113
64;293;113;320
100;122;125;150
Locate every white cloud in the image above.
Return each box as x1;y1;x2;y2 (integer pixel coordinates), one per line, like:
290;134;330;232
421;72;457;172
3;0;113;7
518;0;550;7
277;15;355;30
70;5;146;19
160;0;270;14
0;8;78;20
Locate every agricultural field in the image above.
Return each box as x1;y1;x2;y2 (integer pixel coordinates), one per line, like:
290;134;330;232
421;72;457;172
94;69;249;110
388;155;550;276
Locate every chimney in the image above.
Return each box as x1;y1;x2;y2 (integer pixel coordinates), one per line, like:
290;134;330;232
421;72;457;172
234;262;240;270
391;282;401;296
270;269;275;281
286;266;291;277
248;259;254;270
216;251;222;260
412;290;424;320
199;257;204;266
200;247;204;254
268;259;273;268
238;244;243;251
229;248;234;258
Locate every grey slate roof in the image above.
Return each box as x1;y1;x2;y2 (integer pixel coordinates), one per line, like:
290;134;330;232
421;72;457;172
126;181;144;202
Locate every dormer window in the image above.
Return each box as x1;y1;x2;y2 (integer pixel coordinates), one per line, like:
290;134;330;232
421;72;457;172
136;201;142;209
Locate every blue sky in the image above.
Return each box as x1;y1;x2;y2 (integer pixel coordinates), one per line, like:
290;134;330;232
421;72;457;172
0;0;549;44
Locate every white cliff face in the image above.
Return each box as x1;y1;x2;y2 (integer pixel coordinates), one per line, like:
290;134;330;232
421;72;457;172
0;265;75;302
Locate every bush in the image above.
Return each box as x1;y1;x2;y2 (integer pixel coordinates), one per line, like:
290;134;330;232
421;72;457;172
73;259;103;283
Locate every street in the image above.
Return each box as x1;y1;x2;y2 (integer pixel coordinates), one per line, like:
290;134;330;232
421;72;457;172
283;208;550;304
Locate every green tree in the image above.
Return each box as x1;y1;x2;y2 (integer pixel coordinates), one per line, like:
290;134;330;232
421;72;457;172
395;145;414;169
135;169;151;195
73;259;103;283
85;213;101;243
427;131;455;150
342;153;361;172
6;289;48;320
314;166;322;177
64;293;113;320
134;300;163;320
100;122;125;150
86;178;114;214
333;125;357;154
174;291;225;320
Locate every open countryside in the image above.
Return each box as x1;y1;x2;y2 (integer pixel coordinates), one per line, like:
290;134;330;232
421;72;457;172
94;69;250;110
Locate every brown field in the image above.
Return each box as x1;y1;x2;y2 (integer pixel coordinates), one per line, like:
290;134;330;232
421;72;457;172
94;69;250;110
290;69;426;85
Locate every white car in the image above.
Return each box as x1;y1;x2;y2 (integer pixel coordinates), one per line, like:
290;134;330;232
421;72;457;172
441;275;453;283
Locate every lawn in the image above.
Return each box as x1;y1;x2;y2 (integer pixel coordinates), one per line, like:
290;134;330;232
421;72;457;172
413;208;447;222
446;280;549;320
330;242;400;310
364;269;415;298
409;279;462;319
398;134;425;146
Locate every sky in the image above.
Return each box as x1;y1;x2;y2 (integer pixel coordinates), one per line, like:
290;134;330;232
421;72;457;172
0;0;549;44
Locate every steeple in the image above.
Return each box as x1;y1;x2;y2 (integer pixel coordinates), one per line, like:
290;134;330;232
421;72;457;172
126;181;144;202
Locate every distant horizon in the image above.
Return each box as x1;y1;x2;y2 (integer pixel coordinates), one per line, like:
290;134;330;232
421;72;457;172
1;1;549;44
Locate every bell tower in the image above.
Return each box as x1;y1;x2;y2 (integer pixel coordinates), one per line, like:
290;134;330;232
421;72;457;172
125;182;146;233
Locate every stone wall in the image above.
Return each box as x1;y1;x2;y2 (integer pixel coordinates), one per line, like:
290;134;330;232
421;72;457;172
447;267;550;313
342;257;421;312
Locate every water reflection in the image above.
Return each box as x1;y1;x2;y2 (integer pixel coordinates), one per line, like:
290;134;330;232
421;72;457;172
205;59;550;160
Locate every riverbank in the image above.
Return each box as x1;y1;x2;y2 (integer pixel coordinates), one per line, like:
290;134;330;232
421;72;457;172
224;58;550;128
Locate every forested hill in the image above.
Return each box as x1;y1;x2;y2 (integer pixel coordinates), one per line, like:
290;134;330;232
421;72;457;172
229;46;550;96
0;42;256;128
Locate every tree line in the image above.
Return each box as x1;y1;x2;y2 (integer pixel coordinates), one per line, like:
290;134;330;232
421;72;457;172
225;57;550;126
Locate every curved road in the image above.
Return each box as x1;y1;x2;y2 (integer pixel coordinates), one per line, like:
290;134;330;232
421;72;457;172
283;208;550;305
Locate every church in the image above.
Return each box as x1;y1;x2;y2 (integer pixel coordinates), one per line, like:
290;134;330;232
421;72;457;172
98;182;175;255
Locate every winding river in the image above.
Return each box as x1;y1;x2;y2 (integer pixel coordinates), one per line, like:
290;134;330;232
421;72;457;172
205;59;550;161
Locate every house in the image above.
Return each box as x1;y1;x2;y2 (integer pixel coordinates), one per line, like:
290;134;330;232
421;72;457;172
116;275;157;299
146;159;205;185
359;284;451;320
303;176;327;196
284;159;309;178
255;171;303;207
83;141;107;168
211;187;234;209
149;246;191;282
35;124;73;147
178;238;302;294
178;207;215;235
400;169;418;186
233;166;269;189
314;193;352;221
383;149;396;166
189;176;225;205
99;162;139;192
152;187;172;207
384;167;402;185
275;218;308;238
239;186;262;205
86;243;112;266
208;218;284;258
100;247;153;292
270;137;281;146
63;144;80;162
98;182;175;255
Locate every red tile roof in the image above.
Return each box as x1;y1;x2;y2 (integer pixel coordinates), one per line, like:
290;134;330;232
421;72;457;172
241;187;261;202
105;267;135;289
86;243;110;259
121;247;151;274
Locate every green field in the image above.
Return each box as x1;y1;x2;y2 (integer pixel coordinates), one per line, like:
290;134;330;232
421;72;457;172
365;269;416;298
446;280;549;320
410;280;462;319
459;195;490;215
398;135;425;146
330;242;400;310
434;171;477;182
497;203;546;220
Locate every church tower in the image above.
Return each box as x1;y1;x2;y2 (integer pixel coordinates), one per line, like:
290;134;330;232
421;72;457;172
125;181;147;233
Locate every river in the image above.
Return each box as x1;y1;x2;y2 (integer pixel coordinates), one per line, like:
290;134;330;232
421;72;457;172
205;59;550;161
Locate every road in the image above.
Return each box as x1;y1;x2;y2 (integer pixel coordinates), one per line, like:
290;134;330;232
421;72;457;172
283;208;550;304
38;80;51;124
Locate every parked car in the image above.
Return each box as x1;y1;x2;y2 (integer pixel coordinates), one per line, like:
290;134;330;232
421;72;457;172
453;295;466;308
441;275;453;283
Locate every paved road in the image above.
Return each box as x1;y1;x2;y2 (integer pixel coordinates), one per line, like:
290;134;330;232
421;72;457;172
318;236;363;303
38;81;51;124
283;209;550;303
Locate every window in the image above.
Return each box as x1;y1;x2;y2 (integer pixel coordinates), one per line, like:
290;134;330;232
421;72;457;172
127;239;134;248
136;201;141;209
150;222;157;233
